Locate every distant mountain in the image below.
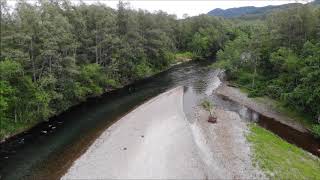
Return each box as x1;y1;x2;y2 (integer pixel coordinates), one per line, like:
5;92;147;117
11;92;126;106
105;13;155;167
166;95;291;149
207;1;315;18
312;0;320;5
311;0;320;4
208;6;265;18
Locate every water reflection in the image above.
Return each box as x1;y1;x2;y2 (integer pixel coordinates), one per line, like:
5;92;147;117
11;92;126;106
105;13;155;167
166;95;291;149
214;94;320;157
0;61;217;180
1;60;318;180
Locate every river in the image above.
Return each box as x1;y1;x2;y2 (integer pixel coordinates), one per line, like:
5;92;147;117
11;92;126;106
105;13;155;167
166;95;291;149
0;60;218;179
0;60;319;179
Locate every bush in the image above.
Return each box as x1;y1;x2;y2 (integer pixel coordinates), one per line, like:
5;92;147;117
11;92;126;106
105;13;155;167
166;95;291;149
175;52;194;62
311;124;320;138
134;61;153;79
201;99;214;117
265;84;283;99
236;71;253;86
248;89;264;97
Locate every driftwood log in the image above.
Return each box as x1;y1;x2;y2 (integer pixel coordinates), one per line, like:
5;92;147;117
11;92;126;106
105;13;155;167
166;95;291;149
208;116;217;124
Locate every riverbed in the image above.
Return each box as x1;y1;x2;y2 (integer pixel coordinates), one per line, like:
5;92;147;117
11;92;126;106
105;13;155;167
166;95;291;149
0;60;319;179
62;86;265;179
0;61;219;179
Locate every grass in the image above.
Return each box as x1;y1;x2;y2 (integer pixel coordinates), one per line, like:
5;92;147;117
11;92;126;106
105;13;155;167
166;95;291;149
253;96;314;129
226;72;319;136
247;124;320;180
175;52;193;63
0;118;38;141
228;80;315;130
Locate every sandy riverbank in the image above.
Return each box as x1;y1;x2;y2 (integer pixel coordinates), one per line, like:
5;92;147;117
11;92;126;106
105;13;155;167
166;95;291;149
62;87;208;179
62;85;264;179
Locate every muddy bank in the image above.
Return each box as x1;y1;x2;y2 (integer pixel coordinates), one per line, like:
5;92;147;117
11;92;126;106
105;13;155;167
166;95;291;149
215;84;307;133
214;82;320;157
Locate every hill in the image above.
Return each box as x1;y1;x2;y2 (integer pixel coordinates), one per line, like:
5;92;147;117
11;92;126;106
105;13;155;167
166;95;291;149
207;2;305;18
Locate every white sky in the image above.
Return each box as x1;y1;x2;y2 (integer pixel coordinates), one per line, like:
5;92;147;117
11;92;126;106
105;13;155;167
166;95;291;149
7;0;309;18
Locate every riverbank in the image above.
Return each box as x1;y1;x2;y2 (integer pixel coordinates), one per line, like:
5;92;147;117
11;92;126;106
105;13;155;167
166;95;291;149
3;61;318;179
63;68;320;179
62;86;265;179
214;72;320;178
0;58;193;143
2;60;215;180
247;124;320;179
63;87;208;179
192;107;265;179
216;84;308;133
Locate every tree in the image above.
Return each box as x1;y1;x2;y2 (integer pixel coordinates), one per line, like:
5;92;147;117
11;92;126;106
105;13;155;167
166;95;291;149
117;1;129;36
215;4;320;136
0;0;231;139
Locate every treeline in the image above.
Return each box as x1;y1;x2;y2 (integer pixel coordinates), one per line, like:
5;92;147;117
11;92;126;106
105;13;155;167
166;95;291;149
0;0;229;139
216;5;320;136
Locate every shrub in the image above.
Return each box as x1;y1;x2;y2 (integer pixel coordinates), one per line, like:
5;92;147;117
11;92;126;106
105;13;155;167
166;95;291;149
201;100;214;117
311;124;320;138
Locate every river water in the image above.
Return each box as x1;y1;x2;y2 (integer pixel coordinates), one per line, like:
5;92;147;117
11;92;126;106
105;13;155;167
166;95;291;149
0;61;218;179
0;60;319;180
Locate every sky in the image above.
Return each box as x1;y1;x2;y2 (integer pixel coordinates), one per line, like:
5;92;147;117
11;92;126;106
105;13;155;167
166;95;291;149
7;0;308;18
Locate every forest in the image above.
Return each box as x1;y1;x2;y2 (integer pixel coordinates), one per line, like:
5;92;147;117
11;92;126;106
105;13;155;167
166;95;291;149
1;0;320;140
0;0;229;140
215;4;320;136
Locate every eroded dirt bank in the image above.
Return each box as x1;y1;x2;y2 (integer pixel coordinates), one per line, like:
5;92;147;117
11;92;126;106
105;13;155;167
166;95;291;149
62;86;265;179
215;84;307;133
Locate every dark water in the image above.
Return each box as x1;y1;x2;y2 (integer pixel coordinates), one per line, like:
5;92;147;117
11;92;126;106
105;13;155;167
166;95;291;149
0;61;218;180
0;60;319;180
257;115;320;157
214;95;320;157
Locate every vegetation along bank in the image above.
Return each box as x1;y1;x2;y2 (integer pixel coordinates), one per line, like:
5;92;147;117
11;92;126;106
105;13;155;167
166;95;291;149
214;3;320;137
1;0;320;140
0;0;229;141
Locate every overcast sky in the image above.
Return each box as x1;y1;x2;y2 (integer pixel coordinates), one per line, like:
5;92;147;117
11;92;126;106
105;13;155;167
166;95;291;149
7;0;308;18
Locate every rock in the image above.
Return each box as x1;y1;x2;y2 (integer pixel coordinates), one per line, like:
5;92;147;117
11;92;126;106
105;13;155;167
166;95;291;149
251;112;259;122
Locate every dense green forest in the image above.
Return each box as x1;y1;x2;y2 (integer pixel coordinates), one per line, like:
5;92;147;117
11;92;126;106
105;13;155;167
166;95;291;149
0;0;229;140
1;0;320;140
215;5;320;136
